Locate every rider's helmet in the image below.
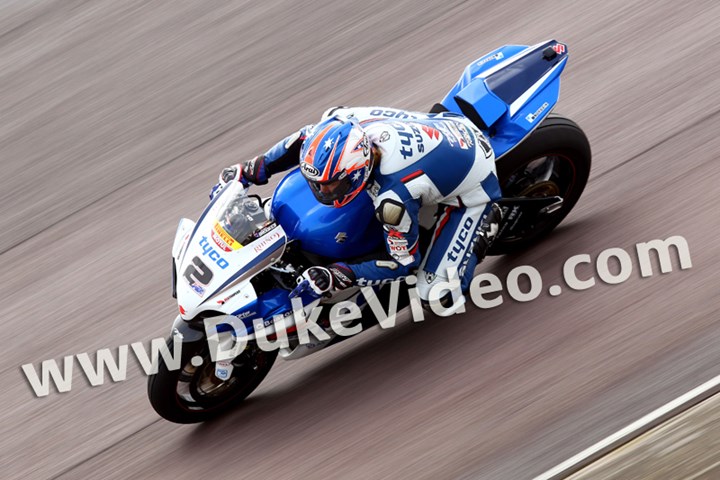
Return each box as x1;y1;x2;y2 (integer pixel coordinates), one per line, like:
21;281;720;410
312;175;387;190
299;116;372;208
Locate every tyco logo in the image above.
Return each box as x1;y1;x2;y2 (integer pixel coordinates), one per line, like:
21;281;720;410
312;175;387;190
394;123;425;160
447;217;475;262
199;236;230;269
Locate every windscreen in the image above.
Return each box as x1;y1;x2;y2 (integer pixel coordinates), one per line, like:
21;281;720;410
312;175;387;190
212;188;267;250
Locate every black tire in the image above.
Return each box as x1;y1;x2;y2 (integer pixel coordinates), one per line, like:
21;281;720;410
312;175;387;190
489;114;591;254
147;335;277;424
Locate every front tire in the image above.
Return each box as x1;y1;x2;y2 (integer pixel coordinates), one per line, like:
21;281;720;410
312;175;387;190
489;114;591;254
147;335;277;424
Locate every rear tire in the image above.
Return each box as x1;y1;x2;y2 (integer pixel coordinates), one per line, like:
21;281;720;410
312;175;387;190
489;114;591;254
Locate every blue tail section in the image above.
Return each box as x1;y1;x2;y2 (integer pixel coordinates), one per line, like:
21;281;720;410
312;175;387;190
440;40;569;158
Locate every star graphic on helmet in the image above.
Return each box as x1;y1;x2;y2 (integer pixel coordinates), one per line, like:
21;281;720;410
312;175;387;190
324;138;334;150
352;170;362;181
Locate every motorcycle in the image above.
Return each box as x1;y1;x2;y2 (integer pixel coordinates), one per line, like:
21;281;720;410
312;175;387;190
148;39;591;423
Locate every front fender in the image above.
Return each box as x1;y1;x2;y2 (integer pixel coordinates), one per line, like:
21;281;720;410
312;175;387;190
170;315;207;343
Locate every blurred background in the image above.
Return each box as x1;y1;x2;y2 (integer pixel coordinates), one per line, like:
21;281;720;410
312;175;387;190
1;0;719;478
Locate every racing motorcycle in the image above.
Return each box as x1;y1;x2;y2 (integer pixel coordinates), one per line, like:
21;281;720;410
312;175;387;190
148;40;591;423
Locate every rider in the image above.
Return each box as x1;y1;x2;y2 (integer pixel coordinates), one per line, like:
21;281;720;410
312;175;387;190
211;106;502;312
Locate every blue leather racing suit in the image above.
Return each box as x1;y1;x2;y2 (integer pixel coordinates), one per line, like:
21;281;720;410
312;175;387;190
243;106;501;301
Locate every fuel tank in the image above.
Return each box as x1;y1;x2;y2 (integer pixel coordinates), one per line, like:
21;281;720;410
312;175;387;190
270;168;383;260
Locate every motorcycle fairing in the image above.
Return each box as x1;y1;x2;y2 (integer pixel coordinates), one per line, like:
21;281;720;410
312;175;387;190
440;39;569;158
271;168;384;259
173;181;287;320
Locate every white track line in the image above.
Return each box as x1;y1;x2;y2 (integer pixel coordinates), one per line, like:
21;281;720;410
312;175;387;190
533;373;720;480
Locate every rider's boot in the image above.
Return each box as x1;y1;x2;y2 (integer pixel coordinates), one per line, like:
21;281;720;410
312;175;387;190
473;202;502;262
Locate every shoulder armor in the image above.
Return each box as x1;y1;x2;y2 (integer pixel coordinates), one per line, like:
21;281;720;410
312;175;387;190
375;198;406;226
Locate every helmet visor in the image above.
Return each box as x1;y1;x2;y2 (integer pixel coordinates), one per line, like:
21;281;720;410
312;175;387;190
308;175;353;206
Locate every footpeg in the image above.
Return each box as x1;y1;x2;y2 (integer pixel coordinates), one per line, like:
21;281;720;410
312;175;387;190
539;198;563;214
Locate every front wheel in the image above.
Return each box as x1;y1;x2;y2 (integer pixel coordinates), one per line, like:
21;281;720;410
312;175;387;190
489;114;591;255
147;334;277;424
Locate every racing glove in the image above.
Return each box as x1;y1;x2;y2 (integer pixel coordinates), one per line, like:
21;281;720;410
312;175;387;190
290;263;356;298
209;163;245;199
240;155;270;185
209;156;271;199
473;203;502;260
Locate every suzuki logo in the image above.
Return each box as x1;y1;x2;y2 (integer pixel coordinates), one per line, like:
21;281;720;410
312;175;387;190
335;232;348;244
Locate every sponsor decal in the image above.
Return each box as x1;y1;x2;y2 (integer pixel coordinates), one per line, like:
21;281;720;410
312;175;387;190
357;275;408;287
210;229;230;252
424;271;437;284
263;310;293;327
394;122;426;159
301;162;320;177
328;265;354;289
369;109;419;119
211;221;242;252
387;229;409;253
552;43;566;54
253;230;283;253
190;283;206;296
387;229;414;266
458;124;474;148
526;102;549;123
447;217;475;262
421;125;441;140
435;123;455;146
235;310;255;320
476;51;504;66
215;360;232;380
199;236;230;269
378;131;391;143
253;222;278;239
447;122;470;149
335;232;348;244
216;289;242;305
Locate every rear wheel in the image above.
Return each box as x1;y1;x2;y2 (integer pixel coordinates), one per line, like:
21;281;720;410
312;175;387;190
147;334;277;423
489;114;591;254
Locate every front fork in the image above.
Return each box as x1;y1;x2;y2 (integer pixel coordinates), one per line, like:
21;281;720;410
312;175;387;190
171;315;236;380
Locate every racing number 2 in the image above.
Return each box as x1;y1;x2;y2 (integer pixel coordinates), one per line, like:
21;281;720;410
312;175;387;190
184;256;213;286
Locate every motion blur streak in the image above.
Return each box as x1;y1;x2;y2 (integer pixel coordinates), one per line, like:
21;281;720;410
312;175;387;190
1;1;719;479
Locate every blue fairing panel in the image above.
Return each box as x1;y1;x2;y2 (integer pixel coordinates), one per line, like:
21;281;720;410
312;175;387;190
441;45;526;115
454;80;506;130
271;168;384;260
227;287;293;335
440;40;568;158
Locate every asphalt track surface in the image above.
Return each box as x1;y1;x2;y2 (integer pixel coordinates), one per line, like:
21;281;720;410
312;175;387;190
1;1;719;479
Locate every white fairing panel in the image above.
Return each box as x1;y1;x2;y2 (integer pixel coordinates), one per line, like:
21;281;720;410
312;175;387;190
174;182;287;320
172;218;195;261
